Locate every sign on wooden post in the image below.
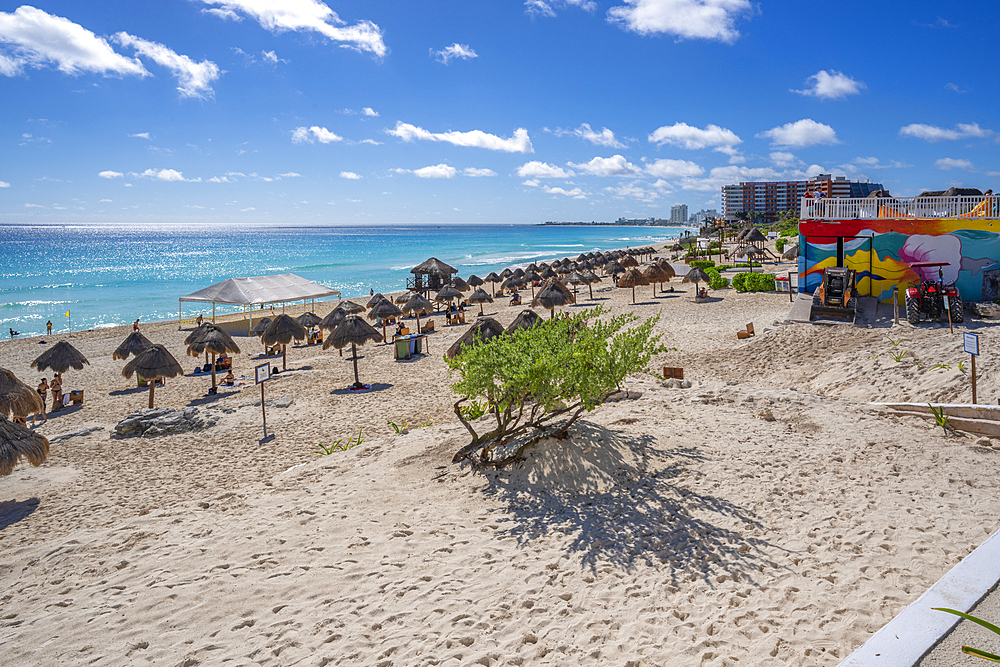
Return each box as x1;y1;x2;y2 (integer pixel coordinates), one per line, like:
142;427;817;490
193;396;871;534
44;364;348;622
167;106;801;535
255;362;271;438
663;367;684;380
964;333;980;404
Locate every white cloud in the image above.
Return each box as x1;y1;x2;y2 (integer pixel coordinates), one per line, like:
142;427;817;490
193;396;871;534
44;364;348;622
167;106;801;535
793;70;865;99
525;0;597;17
604;182;660;203
387;122;533;153
945;83;966;93
98;170;124;179
852;156;913;169
522;179;540;187
648;121;742;156
279;172;301;178
0;181;9;187
645;158;704;178
359;138;382;145
199;0;387;57
412;164;457;179
207;176;234;183
129;132;150;139
241;207;256;212
203;7;241;21
553;123;626;148
935;157;975;171
607;0;752;43
139;168;188;182
362;107;378;117
517;161;574;178
24;203;45;208
100;198;111;202
291;126;343;144
568;154;641;177
340;171;361;179
261;50;280;64
463;167;496;177
114;33;220;98
900;122;992;142
543;185;588;199
0;6;147;77
757;119;838;147
678;165;782;192
431;43;478;65
768;151;799;168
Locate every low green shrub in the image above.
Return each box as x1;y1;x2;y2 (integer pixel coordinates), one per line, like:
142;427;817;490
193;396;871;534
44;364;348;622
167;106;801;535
774;238;786;253
690;260;716;269
732;272;776;292
706;268;729;290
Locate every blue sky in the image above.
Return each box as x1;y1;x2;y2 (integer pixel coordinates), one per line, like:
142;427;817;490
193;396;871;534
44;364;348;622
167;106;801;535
0;0;997;224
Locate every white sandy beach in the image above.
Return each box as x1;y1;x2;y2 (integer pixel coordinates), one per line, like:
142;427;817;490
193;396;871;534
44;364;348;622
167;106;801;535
3;250;1000;666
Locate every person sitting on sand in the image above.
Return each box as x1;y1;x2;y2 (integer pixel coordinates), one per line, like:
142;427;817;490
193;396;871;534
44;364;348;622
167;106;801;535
220;370;235;386
698;287;708;299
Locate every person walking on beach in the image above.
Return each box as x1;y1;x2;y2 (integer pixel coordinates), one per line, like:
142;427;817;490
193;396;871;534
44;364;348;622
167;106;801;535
50;373;62;410
133;318;140;331
33;378;48;426
46;320;52;334
196;314;204;326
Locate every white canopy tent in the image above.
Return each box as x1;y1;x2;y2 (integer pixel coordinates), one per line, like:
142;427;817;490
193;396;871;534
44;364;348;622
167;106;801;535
179;273;341;333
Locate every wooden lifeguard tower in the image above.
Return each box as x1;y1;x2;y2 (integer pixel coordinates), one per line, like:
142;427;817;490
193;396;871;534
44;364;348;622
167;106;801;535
407;257;457;295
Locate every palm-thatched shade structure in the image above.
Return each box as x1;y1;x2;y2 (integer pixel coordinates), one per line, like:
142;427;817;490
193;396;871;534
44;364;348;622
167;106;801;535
324;315;383;389
451;276;471;292
505;309;542;335
556;263;573;275
617;268;649;304
250;317;272;336
539;267;557;280
642;263;672;297
320;307;346;331
368;300;403;341
0;414;49;476
512;267;526;279
671;243;684;252
0;368;44;419
580;269;601;299
401;293;434;331
435;285;463;306
446;317;505;359
122;344;184;408
620;255;639;268
297;312;322;329
531;278;575;319
499;276;522;293
736;245;765;272
262;313;307;371
367;293;387;309
112;331;153;361
484;272;502;296
655;257;677;278
410;257;457;293
682;267;713;295
467;275;484;288
32;341;90;375
186;323;241;388
339;300;365;314
466;288;494;316
564;271;587;296
499;268;513;279
782;243;799;261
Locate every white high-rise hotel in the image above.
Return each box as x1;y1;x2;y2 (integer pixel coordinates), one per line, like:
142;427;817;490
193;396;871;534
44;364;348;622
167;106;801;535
670;204;688;225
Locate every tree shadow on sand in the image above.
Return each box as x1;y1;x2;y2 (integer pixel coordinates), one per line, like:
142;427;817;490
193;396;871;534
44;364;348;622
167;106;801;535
0;498;40;531
479;420;779;585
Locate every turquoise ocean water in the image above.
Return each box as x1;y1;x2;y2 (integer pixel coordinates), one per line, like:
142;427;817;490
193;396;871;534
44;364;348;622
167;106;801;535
0;223;685;337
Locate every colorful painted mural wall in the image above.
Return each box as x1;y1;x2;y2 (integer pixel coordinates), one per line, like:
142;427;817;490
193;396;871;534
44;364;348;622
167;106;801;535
798;217;1000;303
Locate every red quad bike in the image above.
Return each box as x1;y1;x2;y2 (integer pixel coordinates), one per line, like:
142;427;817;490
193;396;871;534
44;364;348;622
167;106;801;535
904;261;964;325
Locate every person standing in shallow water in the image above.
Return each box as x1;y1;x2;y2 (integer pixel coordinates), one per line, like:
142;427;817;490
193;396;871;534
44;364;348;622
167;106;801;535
46;320;52;334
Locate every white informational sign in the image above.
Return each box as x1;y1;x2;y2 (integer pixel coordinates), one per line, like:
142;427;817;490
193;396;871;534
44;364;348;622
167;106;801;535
964;332;980;356
255;362;271;384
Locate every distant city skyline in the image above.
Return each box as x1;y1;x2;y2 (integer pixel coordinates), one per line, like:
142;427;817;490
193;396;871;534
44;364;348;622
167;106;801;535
0;1;997;224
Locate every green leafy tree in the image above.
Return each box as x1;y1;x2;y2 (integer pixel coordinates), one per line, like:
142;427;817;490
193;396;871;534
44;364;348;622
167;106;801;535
446;307;665;468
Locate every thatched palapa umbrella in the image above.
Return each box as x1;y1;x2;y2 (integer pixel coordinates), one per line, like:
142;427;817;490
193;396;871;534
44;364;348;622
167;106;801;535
262;314;307;371
324;315;383;389
186;323;241;389
297;312;322;330
782;243;799;261
531;278;575;319
466;288;494;316
339;300;365;315
435;285;463;308
0;368;44;419
32;341;89;375
0;414;49;476
539;266;557;280
446;317;505;359
565;272;587;297
451;276;471;292
524;271;541;298
642;263;672;297
122;344;184;408
617;268;649;304
505;309;542;335
368;300;403;341
604;260;624;278
682;267;712;296
112;331;153;361
367;293;387;309
580;269;601;299
484;272;502;296
467;275;484;289
401;293;434;332
736;245;765;272
250;317;271;336
620;255;639;268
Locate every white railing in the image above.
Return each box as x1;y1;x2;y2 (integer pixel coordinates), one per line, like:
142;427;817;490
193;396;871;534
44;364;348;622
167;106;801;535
801;195;999;221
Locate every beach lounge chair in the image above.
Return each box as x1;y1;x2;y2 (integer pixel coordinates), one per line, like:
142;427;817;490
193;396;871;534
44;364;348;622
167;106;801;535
737;323;755;339
422;320;435;334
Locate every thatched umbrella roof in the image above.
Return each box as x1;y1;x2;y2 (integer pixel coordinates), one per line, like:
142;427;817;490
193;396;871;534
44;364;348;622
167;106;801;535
682;268;712;294
368;300;403;341
556;263;573;275
525;263;539;273
466;287;494;315
605;260;624;276
122;344;184;408
262;314;307;371
671;243;684;251
578;269;601;299
499;276;523;292
512;267;526;279
0;368;44;419
185;323;241;388
250;317;272;336
655;258;677;277
537;262;550;270
297;312;323;329
539;267;557;279
736;245;765;258
505;309;543;334
340;300;365;314
367;292;387;309
620;255;639;268
411;257;457;275
402;293;434;330
446;317;505;359
782;243;799;261
112;331;153;361
617;267;650;304
324;315;383;388
531;278;575;318
435;285;463;303
32;341;90;375
642;263;672;298
499;268;513;279
394;293;411;304
451;276;471;292
484;271;501;283
467;274;484;288
0;414;49;476
320;307;347;332
745;228;767;244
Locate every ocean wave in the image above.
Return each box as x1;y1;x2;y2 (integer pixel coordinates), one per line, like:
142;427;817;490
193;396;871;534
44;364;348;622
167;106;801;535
0;299;79;309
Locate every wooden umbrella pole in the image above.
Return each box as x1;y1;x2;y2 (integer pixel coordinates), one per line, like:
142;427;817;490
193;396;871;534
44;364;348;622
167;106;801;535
351;342;360;386
149;377;155;409
211;352;217;388
588;283;593;299
282;344;287;370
